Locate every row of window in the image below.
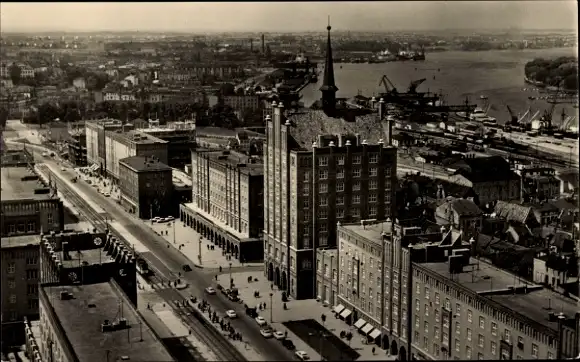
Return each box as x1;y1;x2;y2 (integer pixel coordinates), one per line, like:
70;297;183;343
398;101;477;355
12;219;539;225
318;154;380;167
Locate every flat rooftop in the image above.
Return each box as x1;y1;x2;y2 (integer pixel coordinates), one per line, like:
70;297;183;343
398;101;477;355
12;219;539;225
59;247;114;268
120;156;172;173
204;150;264;176
1;166;53;201
423;257;534;294
488;287;580;332
342;221;392;244
1;234;39;249
43;282;174;362
422;258;580;332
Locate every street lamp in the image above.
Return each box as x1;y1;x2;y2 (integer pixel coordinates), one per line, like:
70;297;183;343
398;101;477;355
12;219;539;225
172;221;176;244
229;262;233;287
269;292;273;323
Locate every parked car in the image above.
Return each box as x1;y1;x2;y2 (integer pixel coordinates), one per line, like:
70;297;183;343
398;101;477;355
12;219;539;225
260;328;273;338
281;339;295;350
295;351;310;361
164;216;174;222
182;264;192;272
225;310;237;319
151;217;163;223
246;307;258;318
205;287;216;295
273;331;285;340
255;316;267;326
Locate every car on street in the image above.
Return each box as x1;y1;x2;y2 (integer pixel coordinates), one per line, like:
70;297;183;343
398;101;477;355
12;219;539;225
164;216;175;222
295;351;310;360
182;264;192;272
260;327;273;338
281;339;295;350
205;287;216;295
273;331;285;340
255;316;267;326
225;310;237;318
151;217;163;223
61;167;66;171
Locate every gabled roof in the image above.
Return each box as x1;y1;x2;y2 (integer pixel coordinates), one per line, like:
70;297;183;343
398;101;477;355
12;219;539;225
494;201;532;224
456;156;518;183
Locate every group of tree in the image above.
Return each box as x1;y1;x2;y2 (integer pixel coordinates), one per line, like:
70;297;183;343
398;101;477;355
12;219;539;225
24;100;262;129
525;56;578;91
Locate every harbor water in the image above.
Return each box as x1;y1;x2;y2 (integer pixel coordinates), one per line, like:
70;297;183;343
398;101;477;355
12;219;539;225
300;47;579;127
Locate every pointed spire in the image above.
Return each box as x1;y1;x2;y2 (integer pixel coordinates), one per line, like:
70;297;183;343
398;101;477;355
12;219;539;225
320;16;338;113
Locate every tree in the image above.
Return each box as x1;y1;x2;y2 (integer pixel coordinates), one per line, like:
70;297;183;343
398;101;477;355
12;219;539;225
9;64;21;85
0;107;8;129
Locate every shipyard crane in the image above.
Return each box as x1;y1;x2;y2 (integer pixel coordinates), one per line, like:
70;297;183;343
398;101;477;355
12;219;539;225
379;75;398;94
518;108;531;124
506;105;518;124
408;78;426;93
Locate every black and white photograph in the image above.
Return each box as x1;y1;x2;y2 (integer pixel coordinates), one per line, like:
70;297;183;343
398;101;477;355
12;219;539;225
0;2;578;361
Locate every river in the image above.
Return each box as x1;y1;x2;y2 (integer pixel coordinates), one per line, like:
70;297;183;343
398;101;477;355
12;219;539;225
300;48;579;127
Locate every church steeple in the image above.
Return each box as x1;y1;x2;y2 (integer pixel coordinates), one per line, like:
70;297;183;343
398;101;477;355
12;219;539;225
320;16;338;114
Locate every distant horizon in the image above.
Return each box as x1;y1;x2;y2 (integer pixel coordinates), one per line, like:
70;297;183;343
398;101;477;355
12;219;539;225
1;27;578;35
1;2;577;33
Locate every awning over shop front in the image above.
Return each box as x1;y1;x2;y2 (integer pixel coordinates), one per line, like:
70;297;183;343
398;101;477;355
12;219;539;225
369;329;381;340
361;323;374;335
333;304;345;314
340;309;352;319
354;318;367;329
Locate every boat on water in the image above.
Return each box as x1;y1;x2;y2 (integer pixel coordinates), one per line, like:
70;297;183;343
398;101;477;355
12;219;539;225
456;107;497;123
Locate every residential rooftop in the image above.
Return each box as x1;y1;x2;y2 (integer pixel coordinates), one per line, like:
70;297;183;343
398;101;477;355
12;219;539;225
1;166;54;201
120;156;172;173
1;234;39;249
342;221;393;245
42;282;174;362
421;258;580;332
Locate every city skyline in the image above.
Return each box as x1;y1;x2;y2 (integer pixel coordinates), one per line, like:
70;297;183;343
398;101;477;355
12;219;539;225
0;1;578;33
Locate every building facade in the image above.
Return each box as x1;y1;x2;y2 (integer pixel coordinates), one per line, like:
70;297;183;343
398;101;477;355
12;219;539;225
181;148;264;262
315;248;338;306
139;121;196;169
105;130;168;182
118;156;173;219
264;23;398;300
1;235;40;348
85;119;125;175
67;131;87;167
448;156;521;206
1;166;64;237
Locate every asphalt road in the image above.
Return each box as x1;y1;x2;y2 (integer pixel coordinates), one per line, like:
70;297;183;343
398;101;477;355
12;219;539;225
36;155;296;361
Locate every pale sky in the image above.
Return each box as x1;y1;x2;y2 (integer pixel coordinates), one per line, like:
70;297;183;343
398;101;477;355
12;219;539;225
1;2;577;33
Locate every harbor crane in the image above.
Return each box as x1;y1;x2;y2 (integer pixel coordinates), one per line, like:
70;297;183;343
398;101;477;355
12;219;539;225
379;75;398;94
408;78;426;93
506;105;518;124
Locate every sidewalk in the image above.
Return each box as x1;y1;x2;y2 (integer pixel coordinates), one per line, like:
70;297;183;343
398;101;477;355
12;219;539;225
216;271;397;361
149;221;262;271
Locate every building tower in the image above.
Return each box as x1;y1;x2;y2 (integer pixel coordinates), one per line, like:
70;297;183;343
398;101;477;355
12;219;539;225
319;18;338;115
261;34;265;54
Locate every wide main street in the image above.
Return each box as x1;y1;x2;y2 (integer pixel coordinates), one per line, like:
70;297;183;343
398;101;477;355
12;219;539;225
24;149;296;361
